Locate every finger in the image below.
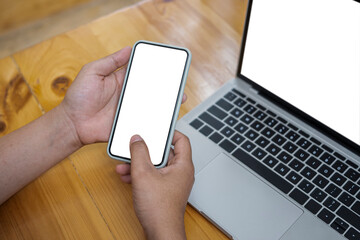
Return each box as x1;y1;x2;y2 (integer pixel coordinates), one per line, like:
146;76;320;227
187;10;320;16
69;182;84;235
129;135;155;174
168;131;192;166
115;163;131;175
181;93;187;104
86;46;132;76
120;175;132;184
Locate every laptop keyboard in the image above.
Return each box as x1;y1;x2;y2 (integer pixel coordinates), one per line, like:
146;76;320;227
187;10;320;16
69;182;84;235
189;88;360;240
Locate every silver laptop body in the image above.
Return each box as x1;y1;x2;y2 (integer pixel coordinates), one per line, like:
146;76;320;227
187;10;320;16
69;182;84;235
176;0;360;239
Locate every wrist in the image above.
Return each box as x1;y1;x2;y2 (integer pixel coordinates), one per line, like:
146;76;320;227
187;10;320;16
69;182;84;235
143;212;186;240
53;104;83;150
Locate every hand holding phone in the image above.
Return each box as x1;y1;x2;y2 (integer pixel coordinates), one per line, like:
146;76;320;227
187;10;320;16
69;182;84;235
107;41;191;167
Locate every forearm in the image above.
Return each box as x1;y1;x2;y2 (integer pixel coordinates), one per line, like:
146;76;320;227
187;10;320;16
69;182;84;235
0;104;82;204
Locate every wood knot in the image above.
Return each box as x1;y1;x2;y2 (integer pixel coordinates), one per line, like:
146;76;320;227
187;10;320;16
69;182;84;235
0;121;6;133
4;74;31;113
51;76;71;97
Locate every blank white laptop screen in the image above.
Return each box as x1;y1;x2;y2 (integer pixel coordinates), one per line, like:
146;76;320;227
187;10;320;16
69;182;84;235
241;0;360;145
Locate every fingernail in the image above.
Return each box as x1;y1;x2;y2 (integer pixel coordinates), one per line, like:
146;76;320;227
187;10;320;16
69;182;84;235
130;134;143;143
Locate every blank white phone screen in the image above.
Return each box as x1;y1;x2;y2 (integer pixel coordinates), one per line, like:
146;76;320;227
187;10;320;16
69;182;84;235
110;43;188;165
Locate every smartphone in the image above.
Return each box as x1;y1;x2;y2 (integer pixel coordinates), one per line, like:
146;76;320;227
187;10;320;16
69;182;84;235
107;40;191;168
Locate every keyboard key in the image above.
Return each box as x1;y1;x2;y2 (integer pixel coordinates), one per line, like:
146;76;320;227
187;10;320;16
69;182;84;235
351;201;360;216
334;152;346;161
310;137;321;145
219;139;236;153
232;149;293;194
224;116;238;127
200;125;213;136
245;129;259;141
256;103;266;111
346;160;359;170
332;160;348;173
311;188;327;202
232;88;246;98
252;148;267;160
345;227;360;240
290;188;309;205
272;134;286;146
318;208;335;224
224;92;237;101
254;110;267;120
285;130;300;142
264;117;278;127
323;196;340;211
331;173;347;186
287;123;298;131
318;164;334;178
261;127;275;139
305;199;321;214
234;98;247;108
345;168;360;182
277;151;292;164
306;157;321;170
337;206;360;232
331;220;348;235
244;104;257;114
246;97;256;104
325;183;342;198
255;136;270;148
320;152;336;165
283;142;297;154
240;114;254;125
294;149;309;161
208;105;228;120
289;159;304;172
322;144;334;153
250;121;265;131
190;119;203;129
308;145;324;157
266;110;276;117
216;99;233;111
234;123;248;134
343;181;359;195
274;123;289;134
296;137;311;149
231;134;245;145
277;116;287;124
334;218;350;233
312;175;329;189
300;167;316;180
299;130;310;138
199;112;224;130
263;155;278;168
338;192;355;207
209;132;223;143
299;179;315;193
286;171;302;184
241;140;256;152
230;108;244;118
266;144;281;156
275;163;290;176
220;126;235;138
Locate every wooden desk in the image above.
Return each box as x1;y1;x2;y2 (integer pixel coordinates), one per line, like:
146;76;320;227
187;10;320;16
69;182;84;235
0;0;247;239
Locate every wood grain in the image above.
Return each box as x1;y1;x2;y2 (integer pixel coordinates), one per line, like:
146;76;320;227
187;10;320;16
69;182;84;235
0;0;90;34
0;159;114;240
2;0;247;239
0;57;42;137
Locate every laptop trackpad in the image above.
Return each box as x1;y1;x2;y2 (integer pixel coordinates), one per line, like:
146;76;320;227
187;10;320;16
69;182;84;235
189;153;303;240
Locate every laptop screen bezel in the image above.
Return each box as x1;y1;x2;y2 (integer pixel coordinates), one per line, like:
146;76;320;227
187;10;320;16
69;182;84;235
236;0;360;156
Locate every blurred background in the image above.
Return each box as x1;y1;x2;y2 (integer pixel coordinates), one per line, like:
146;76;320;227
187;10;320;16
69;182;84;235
0;0;143;58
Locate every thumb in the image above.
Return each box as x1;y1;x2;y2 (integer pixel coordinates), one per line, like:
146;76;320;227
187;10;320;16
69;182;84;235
129;135;155;173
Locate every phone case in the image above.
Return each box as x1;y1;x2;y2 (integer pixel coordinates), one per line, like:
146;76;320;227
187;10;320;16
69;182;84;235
107;40;192;168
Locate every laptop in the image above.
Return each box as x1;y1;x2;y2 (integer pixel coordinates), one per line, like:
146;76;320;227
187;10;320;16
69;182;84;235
176;0;360;239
